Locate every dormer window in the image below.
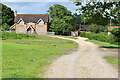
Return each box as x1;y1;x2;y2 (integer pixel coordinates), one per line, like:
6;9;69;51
38;22;44;25
28;22;33;25
37;19;44;25
19;20;24;25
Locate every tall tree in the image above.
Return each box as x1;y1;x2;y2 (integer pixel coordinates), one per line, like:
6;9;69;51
47;4;73;35
0;3;14;30
74;1;120;25
71;13;81;30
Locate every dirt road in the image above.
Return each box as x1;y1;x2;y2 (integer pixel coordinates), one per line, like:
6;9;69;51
45;36;118;78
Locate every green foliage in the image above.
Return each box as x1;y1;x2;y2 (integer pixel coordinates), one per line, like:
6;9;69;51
72;13;81;30
2;23;10;31
86;39;119;49
47;4;72;19
47;4;74;35
80;32;118;44
0;3;14;30
75;1;120;25
2;32;37;40
87;24;108;33
87;24;99;33
109;28;120;37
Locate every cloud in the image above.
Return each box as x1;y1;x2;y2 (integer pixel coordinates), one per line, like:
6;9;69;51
2;2;80;14
1;0;69;2
3;2;49;14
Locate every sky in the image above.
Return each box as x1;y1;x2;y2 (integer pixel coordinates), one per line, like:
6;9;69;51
2;1;80;14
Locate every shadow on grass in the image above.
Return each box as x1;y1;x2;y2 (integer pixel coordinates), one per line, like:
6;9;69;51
99;46;120;49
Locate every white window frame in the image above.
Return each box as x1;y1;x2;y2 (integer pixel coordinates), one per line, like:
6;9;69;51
37;19;44;25
17;18;25;25
18;28;24;32
38;28;44;33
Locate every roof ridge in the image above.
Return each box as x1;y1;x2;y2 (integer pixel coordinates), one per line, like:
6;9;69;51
17;14;49;15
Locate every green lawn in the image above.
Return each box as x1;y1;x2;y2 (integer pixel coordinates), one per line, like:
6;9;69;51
86;39;119;49
2;35;78;78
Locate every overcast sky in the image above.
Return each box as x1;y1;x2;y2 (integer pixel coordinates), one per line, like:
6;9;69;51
2;0;80;14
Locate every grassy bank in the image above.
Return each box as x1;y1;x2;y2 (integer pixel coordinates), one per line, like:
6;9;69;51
86;39;119;49
2;33;78;78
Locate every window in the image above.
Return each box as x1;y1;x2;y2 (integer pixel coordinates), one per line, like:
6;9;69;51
18;28;24;32
19;21;24;25
28;22;33;25
38;28;44;32
38;22;44;25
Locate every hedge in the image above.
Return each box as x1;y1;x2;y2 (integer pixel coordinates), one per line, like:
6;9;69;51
80;32;118;45
1;32;38;40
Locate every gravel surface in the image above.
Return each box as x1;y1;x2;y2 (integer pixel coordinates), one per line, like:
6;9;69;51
45;36;118;78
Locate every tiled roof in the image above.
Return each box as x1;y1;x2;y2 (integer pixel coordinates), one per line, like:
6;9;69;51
80;25;103;31
14;14;50;23
108;26;120;30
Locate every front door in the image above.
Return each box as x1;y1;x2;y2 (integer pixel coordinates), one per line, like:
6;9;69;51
27;27;32;34
27;26;34;34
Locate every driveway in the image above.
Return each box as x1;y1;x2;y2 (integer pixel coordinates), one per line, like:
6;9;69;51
45;36;118;78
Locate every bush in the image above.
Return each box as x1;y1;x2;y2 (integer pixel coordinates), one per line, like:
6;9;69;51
80;32;118;45
106;34;117;44
87;24;108;33
109;28;120;38
87;24;99;33
2;23;10;31
2;32;38;40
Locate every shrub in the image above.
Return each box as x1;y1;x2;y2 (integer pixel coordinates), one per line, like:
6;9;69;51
2;32;38;40
109;27;120;38
2;23;10;31
80;32;118;45
87;24;99;33
106;34;117;44
87;24;108;33
80;32;86;37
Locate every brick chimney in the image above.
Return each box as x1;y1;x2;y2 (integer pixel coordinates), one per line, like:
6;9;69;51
14;10;17;17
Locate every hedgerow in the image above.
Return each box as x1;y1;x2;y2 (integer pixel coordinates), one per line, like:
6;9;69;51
80;32;118;45
1;32;38;40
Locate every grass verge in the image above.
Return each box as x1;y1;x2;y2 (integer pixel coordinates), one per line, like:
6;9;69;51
104;56;120;67
2;33;78;78
86;39;119;49
56;35;78;39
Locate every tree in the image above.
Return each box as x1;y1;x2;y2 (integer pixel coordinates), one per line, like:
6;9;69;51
74;1;120;26
2;23;10;31
72;13;81;30
0;3;14;30
47;4;73;35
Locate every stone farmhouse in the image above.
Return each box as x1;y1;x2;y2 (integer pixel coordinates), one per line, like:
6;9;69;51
11;11;50;35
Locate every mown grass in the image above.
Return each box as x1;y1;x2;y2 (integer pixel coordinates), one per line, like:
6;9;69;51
2;33;78;78
86;39;119;49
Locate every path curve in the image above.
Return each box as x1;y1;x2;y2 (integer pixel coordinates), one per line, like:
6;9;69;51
45;36;118;78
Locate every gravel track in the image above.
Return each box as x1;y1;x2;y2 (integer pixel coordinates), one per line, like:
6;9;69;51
45;36;118;78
